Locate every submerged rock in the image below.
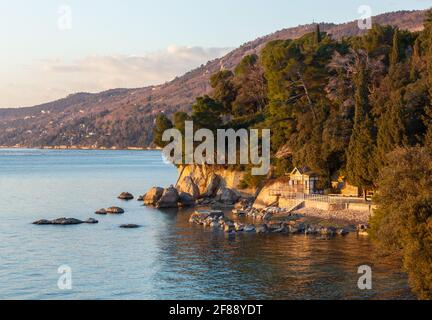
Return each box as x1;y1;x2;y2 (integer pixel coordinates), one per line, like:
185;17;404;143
33;219;53;225
51;218;84;225
106;207;125;214
120;224;141;229
118;192;134;200
33;217;98;225
85;218;99;224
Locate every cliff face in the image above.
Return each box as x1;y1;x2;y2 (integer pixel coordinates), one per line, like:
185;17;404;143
175;165;256;198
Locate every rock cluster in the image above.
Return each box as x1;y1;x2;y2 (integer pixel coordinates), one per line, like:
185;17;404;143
188;209;355;237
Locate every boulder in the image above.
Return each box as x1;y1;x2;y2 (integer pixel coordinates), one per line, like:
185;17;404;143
120;224;141;229
234;222;245;232
178;192;196;207
337;228;350;236
137;195;144;202
177;176;200;199
95;209;107;215
156;186;180;208
244;225;256;233
118;192;134;200
216;187;240;205
106;207;125;214
203;174;221;198
256;225;269;234
143;187;164;206
319;226;337;236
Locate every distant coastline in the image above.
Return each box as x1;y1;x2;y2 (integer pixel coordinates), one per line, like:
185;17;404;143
0;145;161;151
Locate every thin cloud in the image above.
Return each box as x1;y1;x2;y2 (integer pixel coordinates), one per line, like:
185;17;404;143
1;45;232;108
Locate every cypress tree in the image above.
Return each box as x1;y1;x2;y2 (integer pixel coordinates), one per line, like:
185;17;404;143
390;28;400;69
376;91;406;165
314;24;322;45
346;63;377;199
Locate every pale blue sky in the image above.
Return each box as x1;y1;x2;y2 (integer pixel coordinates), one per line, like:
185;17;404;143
1;0;431;108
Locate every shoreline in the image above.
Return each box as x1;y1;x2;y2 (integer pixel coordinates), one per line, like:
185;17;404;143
0;145;161;151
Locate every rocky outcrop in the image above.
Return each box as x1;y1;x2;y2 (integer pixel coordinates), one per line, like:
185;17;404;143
156;186;180;208
253;179;285;209
215;187;241;205
176;165;255;198
143;187;164;205
33;218;98;225
177;176;200;199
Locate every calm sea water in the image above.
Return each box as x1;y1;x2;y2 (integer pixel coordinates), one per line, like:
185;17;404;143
0;149;414;300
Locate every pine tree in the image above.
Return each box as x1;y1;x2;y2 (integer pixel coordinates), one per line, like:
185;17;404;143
346;63;377;199
153;114;173;148
314;24;322;45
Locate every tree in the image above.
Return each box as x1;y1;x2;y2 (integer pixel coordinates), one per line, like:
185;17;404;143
390;28;401;69
192;96;224;131
210;70;237;115
173;111;191;134
376;90;406;165
370;146;432;300
153;114;173;148
346;63;377;198
314;24;322;45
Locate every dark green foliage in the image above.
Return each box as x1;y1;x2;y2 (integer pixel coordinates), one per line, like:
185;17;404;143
153;114;173;148
346;64;377;195
370;147;432;299
192;95;224;131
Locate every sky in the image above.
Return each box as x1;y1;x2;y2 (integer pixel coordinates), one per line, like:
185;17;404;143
1;0;431;108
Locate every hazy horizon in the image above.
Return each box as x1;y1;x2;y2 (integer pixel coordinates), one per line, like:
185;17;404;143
1;0;431;109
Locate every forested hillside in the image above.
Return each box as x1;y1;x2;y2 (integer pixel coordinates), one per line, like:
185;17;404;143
0;10;426;148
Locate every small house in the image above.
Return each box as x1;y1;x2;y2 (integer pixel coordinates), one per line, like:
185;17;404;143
288;167;319;194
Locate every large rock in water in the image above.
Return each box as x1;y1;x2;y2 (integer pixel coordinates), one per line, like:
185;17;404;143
177;176;200;199
106;207;125;214
156;186;180;208
33;218;98;225
143;187;164;205
118;192;134;200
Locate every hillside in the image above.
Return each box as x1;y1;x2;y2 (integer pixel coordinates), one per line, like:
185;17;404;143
0;9;427;148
